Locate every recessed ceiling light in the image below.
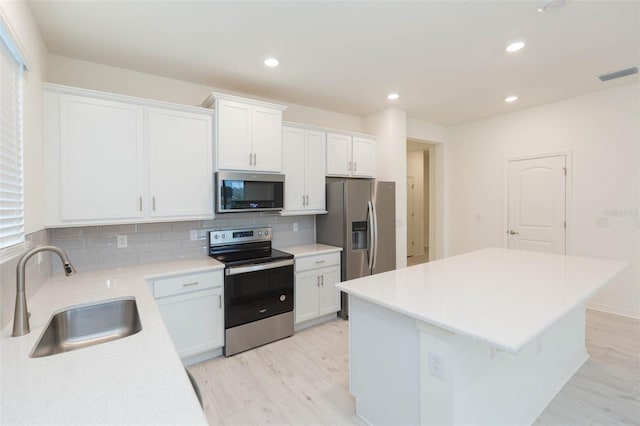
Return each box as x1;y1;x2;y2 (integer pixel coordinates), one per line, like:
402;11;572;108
506;41;525;53
387;93;399;100
264;58;279;67
505;96;518;103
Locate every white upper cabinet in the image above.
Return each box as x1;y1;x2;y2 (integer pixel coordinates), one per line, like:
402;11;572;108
44;84;214;226
282;127;306;212
282;125;326;215
148;108;213;218
206;93;287;173
326;133;352;176
351;137;376;177
304;130;327;211
326;132;376;178
58;95;145;222
215;99;252;170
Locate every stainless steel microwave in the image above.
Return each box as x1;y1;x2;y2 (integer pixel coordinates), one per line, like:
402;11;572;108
215;171;285;213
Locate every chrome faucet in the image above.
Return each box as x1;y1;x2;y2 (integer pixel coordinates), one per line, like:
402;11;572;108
12;245;76;337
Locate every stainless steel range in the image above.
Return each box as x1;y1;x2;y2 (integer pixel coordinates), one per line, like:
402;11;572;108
208;227;294;356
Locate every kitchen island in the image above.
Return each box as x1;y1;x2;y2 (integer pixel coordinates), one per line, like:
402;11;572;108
336;248;628;425
1;258;222;425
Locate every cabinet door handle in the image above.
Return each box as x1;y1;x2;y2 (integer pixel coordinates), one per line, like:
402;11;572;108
302;195;306;206
306;195;309;205
139;196;142;211
354;162;357;172
348;161;352;171
254;153;257;165
249;152;253;165
182;281;199;287
152;196;156;211
317;276;320;287
219;295;222;309
321;275;324;286
315;260;326;264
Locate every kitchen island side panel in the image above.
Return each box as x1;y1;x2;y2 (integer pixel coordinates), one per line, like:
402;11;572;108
349;296;421;425
349;296;588;425
418;304;587;425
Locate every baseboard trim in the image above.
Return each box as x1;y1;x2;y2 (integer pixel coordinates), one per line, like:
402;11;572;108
587;304;640;320
294;313;338;332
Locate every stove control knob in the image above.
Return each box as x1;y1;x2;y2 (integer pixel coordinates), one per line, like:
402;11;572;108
258;231;263;236
265;230;269;236
280;295;286;302
222;234;226;239
214;234;219;239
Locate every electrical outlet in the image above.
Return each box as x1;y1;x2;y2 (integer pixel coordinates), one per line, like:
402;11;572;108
428;350;445;379
293;222;299;232
117;234;128;249
190;230;198;241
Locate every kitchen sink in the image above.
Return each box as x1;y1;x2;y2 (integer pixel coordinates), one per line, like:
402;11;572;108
30;297;142;358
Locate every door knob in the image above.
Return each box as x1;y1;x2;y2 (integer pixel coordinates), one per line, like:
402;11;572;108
509;230;520;235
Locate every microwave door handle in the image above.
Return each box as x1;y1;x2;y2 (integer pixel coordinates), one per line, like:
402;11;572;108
367;201;374;273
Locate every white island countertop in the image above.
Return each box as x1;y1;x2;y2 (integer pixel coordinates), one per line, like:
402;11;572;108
337;248;628;353
1;258;223;425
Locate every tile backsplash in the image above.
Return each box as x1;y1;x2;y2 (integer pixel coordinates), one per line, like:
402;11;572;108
51;214;315;273
0;229;53;329
0;215;314;329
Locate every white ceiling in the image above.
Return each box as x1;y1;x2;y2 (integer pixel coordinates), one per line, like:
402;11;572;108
28;1;640;125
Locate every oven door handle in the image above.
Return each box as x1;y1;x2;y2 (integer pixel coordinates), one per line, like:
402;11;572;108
225;259;294;276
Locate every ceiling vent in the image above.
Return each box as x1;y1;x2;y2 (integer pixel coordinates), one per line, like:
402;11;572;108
598;67;639;82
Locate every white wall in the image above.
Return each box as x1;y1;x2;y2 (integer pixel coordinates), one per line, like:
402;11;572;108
0;1;49;234
446;83;640;318
407;117;446;143
364;108;407;268
423;150;429;247
407;150;425;255
47;54;364;133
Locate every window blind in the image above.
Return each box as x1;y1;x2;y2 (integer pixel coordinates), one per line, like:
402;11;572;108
0;21;25;249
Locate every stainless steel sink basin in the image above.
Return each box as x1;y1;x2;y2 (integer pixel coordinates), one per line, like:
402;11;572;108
30;297;142;358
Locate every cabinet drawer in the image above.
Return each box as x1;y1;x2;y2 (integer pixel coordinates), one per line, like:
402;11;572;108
153;271;223;298
295;252;340;272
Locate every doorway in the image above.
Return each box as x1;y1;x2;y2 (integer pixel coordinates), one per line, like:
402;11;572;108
407;141;434;266
505;153;568;254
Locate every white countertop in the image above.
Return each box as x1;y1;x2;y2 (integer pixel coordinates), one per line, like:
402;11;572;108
1;258;223;425
279;243;342;258
337;248;628;353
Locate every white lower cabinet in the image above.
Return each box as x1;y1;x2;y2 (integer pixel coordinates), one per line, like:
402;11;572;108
151;270;224;363
294;252;341;324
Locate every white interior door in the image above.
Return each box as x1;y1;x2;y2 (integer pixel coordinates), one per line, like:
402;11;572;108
407;177;417;256
507;155;566;254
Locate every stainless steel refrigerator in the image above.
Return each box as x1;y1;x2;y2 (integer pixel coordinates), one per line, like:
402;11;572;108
316;178;396;318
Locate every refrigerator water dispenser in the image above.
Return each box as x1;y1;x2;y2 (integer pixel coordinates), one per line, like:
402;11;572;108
352;221;368;250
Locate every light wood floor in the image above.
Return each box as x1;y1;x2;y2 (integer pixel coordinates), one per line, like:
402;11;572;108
189;310;640;425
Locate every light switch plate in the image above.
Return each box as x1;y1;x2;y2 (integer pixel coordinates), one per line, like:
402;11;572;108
428;350;445;379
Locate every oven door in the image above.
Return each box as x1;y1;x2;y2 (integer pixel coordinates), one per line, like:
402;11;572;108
224;259;294;329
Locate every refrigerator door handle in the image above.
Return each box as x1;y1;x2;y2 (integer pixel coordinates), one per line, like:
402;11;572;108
371;201;379;271
367;200;375;273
